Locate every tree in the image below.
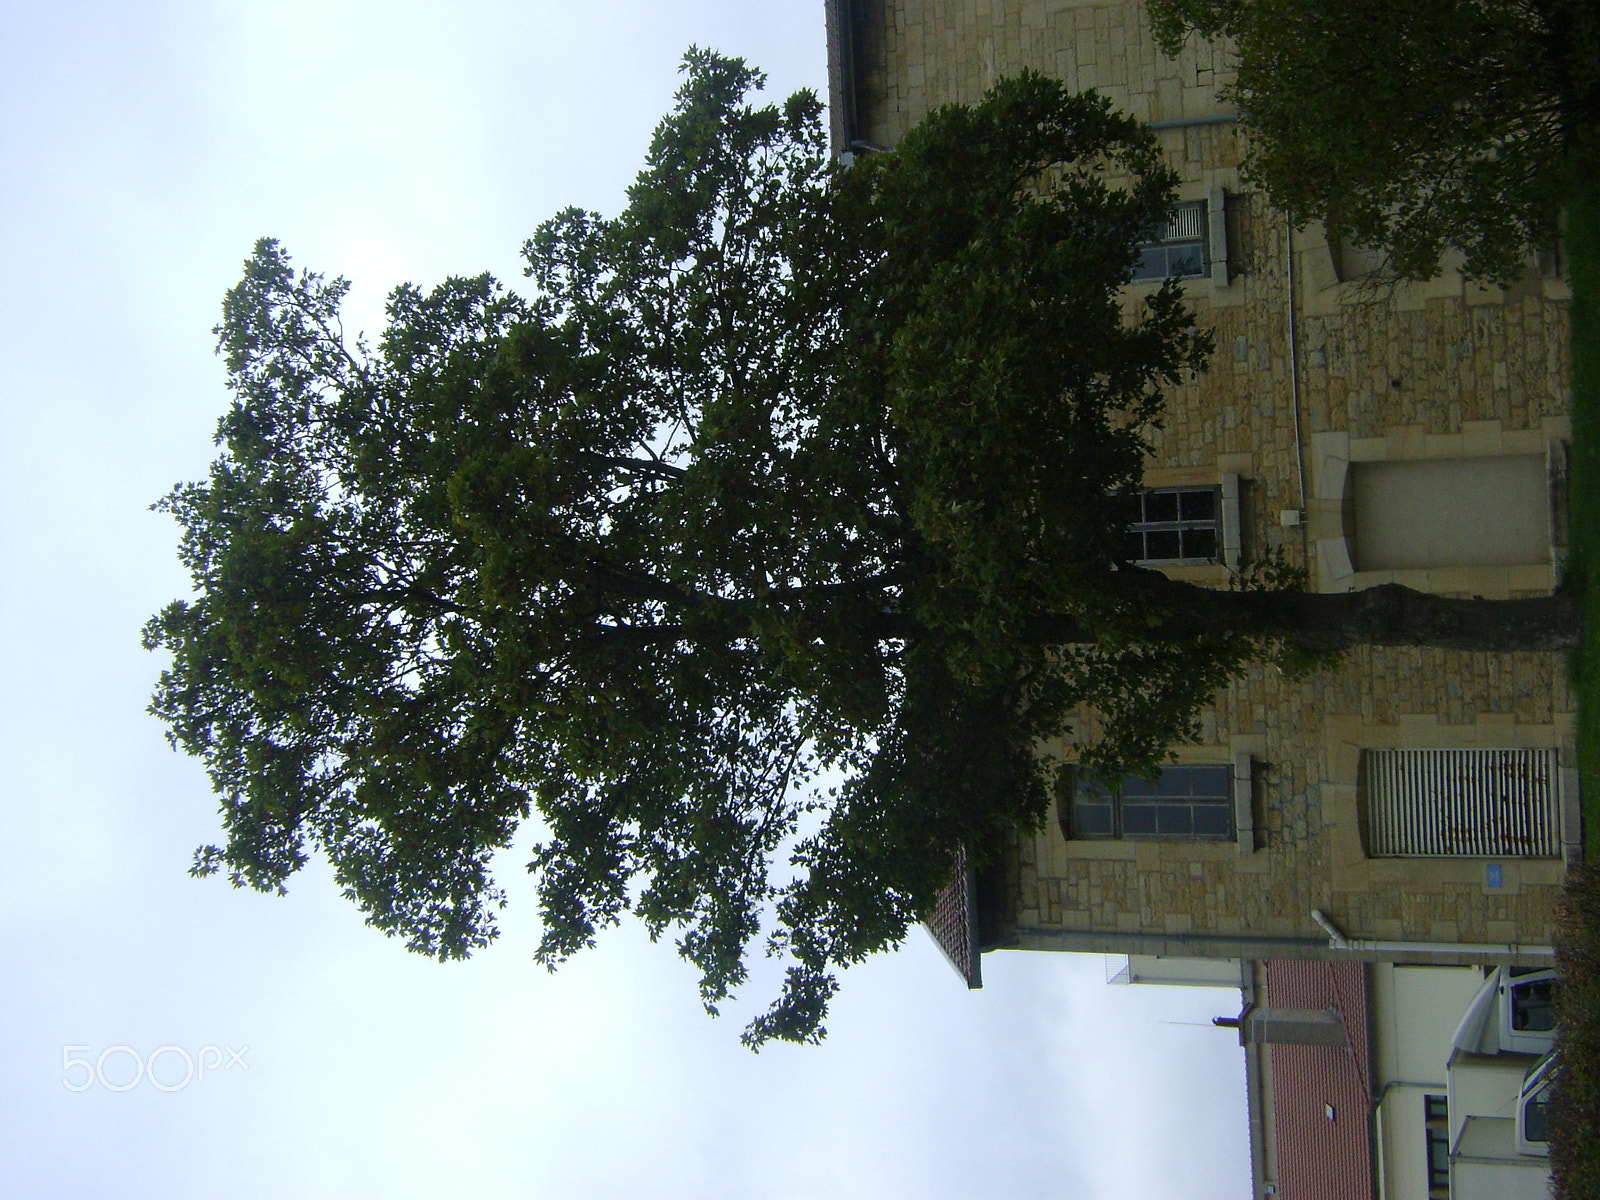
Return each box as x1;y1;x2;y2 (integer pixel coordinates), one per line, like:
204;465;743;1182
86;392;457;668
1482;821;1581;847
1147;0;1600;282
147;52;1581;1046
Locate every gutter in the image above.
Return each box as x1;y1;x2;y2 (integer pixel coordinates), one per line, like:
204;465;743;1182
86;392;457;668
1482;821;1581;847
824;0;860;159
824;0;890;161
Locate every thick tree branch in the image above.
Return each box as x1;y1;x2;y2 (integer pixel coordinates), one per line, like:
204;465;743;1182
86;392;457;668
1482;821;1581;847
1028;577;1582;655
581;451;688;482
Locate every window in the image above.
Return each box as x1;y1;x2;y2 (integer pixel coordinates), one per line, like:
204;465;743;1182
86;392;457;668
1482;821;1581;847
1522;1082;1551;1145
1133;201;1208;282
1425;1130;1451;1194
1121;486;1221;564
1518;1057;1555;1156
1424;1094;1450;1196
1060;764;1233;840
1508;974;1556;1035
1362;749;1562;858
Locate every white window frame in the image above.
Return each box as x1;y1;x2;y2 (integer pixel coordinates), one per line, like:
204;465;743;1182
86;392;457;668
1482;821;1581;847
1059;763;1235;841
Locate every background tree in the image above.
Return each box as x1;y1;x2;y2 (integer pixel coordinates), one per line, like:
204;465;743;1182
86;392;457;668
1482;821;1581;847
1148;0;1600;282
148;52;1580;1046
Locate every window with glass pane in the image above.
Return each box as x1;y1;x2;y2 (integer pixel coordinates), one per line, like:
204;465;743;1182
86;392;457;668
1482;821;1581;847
1060;764;1232;840
1424;1095;1450;1196
1523;1082;1551;1144
1426;1128;1450;1191
1510;976;1556;1032
1122;486;1221;564
1132;201;1209;282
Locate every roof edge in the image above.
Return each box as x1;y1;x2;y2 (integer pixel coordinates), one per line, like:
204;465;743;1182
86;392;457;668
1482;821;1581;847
823;0;858;159
924;849;983;989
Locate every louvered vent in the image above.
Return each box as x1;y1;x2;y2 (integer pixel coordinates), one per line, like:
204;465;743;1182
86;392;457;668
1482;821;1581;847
1166;202;1207;242
1364;749;1561;858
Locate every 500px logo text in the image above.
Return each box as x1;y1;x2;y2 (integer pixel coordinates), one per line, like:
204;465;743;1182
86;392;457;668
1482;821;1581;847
62;1044;249;1092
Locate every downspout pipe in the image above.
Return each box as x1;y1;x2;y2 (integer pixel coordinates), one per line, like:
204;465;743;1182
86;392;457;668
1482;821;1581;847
1286;217;1308;519
1311;909;1555;959
1006;926;1327;958
1146;113;1242;131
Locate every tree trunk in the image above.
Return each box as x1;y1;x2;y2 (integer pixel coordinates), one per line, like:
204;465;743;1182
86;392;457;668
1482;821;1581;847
1033;577;1582;655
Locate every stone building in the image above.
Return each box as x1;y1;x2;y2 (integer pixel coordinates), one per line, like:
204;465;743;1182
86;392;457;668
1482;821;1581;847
823;0;1582;983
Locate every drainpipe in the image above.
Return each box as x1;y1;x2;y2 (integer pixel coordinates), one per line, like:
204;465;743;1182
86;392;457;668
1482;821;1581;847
1286;218;1308;521
1008;926;1327;958
1310;909;1555;959
1146;113;1241;131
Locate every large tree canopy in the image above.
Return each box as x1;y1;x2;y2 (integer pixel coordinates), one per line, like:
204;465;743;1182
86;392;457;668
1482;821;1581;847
1148;0;1600;282
148;52;1580;1045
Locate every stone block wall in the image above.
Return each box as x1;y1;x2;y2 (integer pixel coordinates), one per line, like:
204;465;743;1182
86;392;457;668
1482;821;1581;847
841;0;1575;955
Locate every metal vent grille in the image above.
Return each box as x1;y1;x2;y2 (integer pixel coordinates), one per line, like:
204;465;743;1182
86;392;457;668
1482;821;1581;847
1166;202;1207;242
1364;749;1561;858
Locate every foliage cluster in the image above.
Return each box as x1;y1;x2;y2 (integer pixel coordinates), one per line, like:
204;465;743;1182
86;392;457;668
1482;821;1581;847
1148;0;1600;282
145;53;1308;1045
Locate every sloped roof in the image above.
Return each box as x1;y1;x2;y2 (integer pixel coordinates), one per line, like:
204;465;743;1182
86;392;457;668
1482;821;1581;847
924;846;982;988
1263;960;1373;1200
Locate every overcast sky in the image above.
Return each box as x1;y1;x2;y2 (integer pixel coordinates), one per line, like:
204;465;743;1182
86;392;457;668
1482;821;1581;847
0;3;1250;1196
